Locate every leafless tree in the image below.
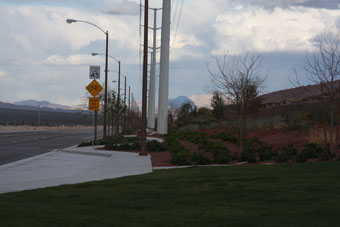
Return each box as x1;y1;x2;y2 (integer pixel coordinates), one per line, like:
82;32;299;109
303;29;340;154
208;53;266;152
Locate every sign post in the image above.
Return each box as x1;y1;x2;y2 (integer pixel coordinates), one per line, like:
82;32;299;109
86;66;103;146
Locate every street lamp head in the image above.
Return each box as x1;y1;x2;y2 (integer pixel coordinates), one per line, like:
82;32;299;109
66;19;77;24
91;53;99;56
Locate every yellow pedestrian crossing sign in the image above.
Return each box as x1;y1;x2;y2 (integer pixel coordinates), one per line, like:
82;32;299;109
86;80;103;97
88;97;100;111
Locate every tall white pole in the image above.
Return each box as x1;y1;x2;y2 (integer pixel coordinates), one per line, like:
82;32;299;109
147;9;158;130
157;0;171;135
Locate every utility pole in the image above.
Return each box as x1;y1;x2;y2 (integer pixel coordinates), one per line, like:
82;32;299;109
128;86;131;131
147;8;159;130
124;76;127;132
115;61;121;135
38;102;41;125
157;0;171;135
140;0;149;155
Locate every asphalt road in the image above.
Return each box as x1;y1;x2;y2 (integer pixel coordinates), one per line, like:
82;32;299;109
0;127;103;166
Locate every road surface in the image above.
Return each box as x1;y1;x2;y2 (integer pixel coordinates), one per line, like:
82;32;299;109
0;127;103;166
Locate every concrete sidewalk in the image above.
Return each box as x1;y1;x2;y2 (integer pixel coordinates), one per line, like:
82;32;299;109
0;146;152;194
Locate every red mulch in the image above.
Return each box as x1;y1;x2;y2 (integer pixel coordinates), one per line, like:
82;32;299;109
150;152;174;167
97;128;338;167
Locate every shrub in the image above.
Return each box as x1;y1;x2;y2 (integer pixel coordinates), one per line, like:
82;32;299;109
209;132;238;144
257;144;275;161
231;153;239;161
147;140;167;152
191;152;212;165
300;143;321;159
244;137;263;149
275;152;289;163
318;147;335;161
297;151;308;163
282;144;298;156
105;142;140;151
239;147;257;163
212;149;231;164
78;139;105;147
171;149;191;166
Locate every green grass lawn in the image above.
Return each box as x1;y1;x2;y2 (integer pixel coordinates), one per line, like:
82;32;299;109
1;162;340;227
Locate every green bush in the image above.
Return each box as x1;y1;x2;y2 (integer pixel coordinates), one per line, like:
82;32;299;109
239;147;257;163
171;149;191;166
257;144;275;161
209;132;238;144
282;144;298;156
105;142;140;151
147;140;167;152
191;152;212;165
297;151;308;163
301;143;321;159
297;143;323;162
78;139;106;147
318;147;336;161
275;152;289;163
231;152;239;161
212;149;231;164
244;137;263;149
274;144;297;163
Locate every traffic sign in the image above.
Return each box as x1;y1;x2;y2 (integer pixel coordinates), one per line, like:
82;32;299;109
86;80;103;97
89;97;100;111
89;66;100;79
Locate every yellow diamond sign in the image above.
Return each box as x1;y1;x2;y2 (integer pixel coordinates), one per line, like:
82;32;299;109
88;97;100;111
86;80;103;97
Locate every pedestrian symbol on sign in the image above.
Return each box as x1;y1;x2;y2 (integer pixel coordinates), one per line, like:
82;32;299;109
89;66;100;79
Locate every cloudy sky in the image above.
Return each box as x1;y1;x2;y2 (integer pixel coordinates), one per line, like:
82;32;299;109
0;0;340;106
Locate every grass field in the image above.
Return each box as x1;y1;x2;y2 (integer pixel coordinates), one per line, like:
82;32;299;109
1;162;340;227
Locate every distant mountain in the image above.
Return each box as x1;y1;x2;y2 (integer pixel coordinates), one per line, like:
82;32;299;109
168;96;196;109
0;100;84;113
14;100;77;111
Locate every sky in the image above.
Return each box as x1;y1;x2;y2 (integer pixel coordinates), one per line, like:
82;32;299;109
0;0;340;107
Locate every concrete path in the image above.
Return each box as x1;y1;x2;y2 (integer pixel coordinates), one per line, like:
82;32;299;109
0;146;152;194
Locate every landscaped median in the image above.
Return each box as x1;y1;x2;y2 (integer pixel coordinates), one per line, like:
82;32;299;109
0;162;340;226
81;131;340;167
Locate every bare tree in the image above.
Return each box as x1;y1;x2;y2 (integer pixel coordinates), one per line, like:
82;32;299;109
303;29;340;154
208;53;266;152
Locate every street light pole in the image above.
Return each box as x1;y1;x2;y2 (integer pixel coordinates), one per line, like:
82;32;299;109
66;19;109;141
104;31;109;140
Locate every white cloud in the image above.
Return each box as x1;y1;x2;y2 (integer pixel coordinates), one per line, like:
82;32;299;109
212;6;340;54
0;69;7;77
43;54;102;66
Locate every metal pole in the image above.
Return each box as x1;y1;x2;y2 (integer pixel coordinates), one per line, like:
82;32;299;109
38;102;41;125
116;61;121;135
94;111;98;144
129;86;131;112
147;9;157;130
92;110;95;147
124;76;127;132
103;31;109;141
157;0;171;135
128;86;131;130
140;0;149;155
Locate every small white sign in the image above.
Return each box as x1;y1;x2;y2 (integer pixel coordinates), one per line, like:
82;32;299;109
89;66;100;79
